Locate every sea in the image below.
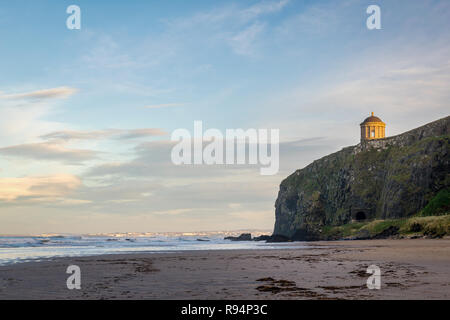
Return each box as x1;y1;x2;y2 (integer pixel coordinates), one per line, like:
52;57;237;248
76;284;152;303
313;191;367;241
0;231;308;266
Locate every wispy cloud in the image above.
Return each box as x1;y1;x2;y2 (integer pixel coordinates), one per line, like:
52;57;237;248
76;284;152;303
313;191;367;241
228;22;265;56
144;103;184;109
299;46;450;118
240;0;290;20
41;128;167;141
0;87;78;101
0;141;98;165
152;208;195;216
175;0;289;26
0;127;168;165
162;0;290;57
81;35;135;69
116;128;167;139
0;174;81;202
40;130;119;141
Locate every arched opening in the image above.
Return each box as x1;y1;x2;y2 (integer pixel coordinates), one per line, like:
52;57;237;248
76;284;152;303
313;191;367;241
355;211;366;221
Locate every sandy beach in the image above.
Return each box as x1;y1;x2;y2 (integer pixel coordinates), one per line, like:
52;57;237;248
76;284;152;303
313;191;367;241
0;239;449;300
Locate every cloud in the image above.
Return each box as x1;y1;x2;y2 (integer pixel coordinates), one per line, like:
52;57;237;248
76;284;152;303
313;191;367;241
0;174;81;202
40;130;118;141
152;208;195;216
299;47;450;121
240;0;290;20
177;0;289;26
40;128;167;141
162;0;290;57
78;137;284;218
255;30;450;141
0;127;167;167
81;35;136;69
144;103;184;109
83;136;331;181
229;22;266;56
0;86;79;147
275;1;343;37
0;87;78;101
84;139;259;179
0;141;98;165
117;129;167;139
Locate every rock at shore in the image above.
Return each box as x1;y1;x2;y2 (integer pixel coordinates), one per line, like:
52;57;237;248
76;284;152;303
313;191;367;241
252;235;272;241
224;233;292;242
265;234;291;243
224;233;252;241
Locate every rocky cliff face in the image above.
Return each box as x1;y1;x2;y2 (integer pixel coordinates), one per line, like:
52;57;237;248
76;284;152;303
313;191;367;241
273;116;450;240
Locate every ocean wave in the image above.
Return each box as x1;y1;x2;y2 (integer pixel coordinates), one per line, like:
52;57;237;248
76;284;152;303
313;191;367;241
0;231;301;266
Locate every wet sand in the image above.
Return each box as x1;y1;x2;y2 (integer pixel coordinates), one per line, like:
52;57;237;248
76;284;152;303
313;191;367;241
0;239;449;300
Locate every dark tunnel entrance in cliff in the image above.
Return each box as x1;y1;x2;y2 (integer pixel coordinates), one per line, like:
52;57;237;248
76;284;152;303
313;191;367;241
355;211;366;221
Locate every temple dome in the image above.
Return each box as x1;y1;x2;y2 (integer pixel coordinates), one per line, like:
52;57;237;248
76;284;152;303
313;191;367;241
361;112;384;125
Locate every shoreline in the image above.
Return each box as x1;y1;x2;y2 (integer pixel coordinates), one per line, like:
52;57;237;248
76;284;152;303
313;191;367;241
0;241;311;267
0;239;449;299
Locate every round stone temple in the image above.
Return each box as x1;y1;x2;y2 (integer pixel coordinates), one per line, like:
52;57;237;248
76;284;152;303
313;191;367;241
360;112;386;141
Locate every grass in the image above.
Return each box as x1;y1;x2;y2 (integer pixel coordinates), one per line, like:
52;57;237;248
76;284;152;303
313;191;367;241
321;188;450;240
322;214;450;239
419;188;450;216
403;215;450;238
322;222;366;238
360;219;408;234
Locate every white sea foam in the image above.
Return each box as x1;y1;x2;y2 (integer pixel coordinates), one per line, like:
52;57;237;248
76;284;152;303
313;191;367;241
0;231;307;266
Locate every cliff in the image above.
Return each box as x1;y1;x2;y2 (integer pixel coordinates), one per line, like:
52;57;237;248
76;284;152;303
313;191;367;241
273;116;450;240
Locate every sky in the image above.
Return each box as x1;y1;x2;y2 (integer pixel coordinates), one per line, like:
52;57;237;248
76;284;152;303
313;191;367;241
0;0;449;235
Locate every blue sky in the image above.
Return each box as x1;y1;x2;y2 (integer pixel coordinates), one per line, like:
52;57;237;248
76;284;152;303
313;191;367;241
0;0;449;234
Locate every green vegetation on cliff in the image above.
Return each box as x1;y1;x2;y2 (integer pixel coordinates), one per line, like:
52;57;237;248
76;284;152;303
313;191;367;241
274;116;450;240
419;188;450;216
321;214;450;240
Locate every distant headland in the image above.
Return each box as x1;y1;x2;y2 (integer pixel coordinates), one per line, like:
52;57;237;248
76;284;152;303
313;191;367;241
273;115;450;241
